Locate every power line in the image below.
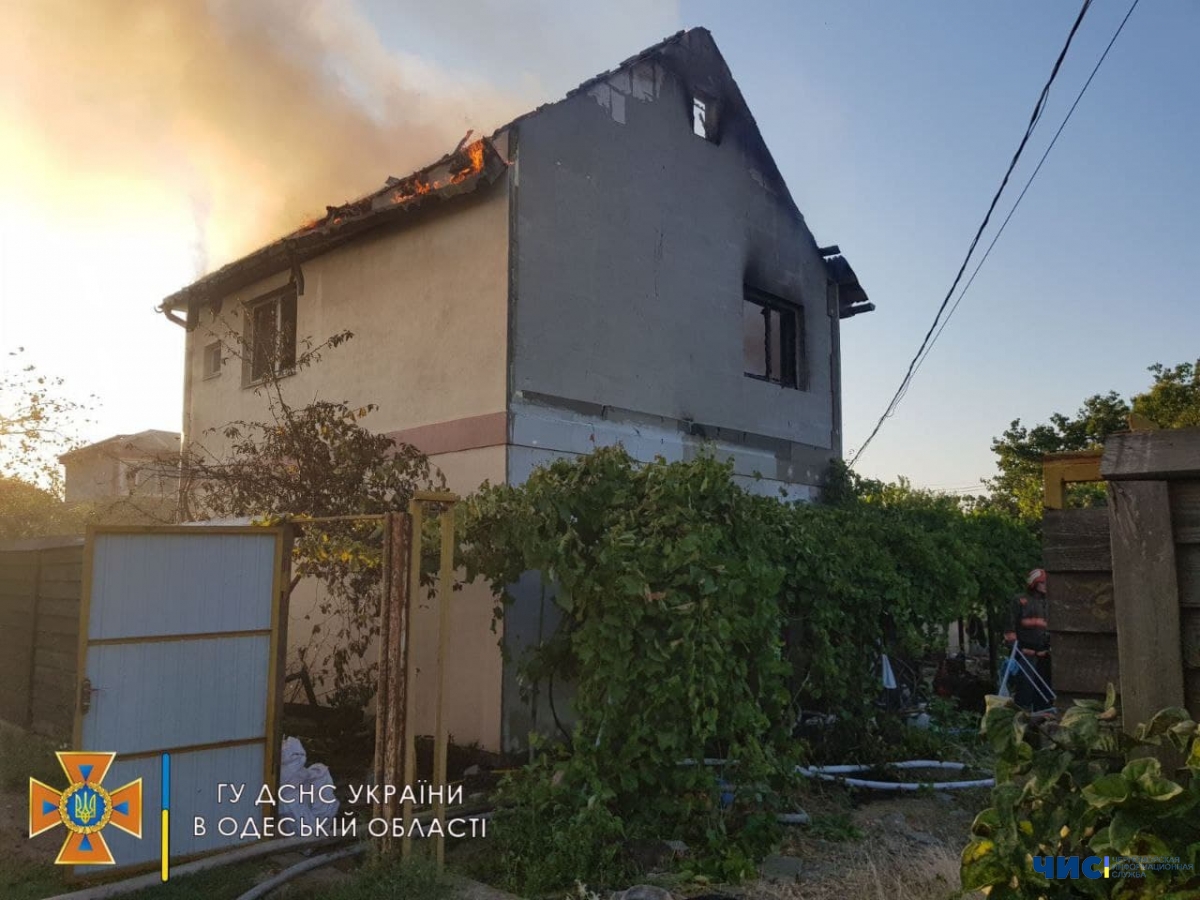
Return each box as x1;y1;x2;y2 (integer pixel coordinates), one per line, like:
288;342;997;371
904;0;1141;388
848;0;1094;467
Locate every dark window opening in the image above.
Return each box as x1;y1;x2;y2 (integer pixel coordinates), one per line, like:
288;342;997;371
245;287;297;384
743;288;803;389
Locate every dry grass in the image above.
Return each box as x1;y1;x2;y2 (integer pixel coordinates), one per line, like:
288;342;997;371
753;844;982;900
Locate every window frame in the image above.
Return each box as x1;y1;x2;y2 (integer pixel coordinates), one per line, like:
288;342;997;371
202;341;223;379
242;284;298;387
742;287;805;390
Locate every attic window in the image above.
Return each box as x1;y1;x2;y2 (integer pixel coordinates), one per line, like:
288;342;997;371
692;96;717;141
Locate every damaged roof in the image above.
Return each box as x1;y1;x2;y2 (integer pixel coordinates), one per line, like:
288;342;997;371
819;249;875;319
160;137;510;311
161;27;871;315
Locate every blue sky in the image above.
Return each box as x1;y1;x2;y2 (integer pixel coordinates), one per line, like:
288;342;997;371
341;0;1200;489
2;0;1195;492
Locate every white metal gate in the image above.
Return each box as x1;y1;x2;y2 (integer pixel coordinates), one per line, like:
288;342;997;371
74;526;288;872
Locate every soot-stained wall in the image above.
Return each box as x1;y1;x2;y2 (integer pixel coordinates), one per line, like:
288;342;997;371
509;30;839;458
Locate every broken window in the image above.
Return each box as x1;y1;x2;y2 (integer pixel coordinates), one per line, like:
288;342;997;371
203;341;222;378
245;286;297;384
692;96;717;141
743;288;803;389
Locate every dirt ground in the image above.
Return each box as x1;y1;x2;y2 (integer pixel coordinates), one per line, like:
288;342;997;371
743;786;988;900
1;786;62;866
1;783;987;900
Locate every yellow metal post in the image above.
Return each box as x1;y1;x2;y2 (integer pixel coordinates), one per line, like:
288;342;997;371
1042;450;1104;510
373;513;393;832
433;502;457;869
401;500;424;860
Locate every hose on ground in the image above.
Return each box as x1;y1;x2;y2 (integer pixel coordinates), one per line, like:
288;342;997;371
796;759;994;791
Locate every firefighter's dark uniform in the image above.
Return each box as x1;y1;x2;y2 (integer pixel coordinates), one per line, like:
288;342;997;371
1005;590;1052;710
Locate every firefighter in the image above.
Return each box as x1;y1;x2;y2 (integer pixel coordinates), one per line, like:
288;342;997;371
1005;568;1052;711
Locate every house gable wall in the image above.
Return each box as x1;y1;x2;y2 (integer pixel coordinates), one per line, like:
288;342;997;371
509;32;837;466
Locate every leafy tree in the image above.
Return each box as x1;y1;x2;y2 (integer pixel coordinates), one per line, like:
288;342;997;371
985;360;1200;521
182;326;442;708
1133;360;1200;429
0;476;90;540
0;348;94;489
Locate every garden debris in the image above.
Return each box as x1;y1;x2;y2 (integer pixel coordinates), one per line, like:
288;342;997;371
759;854;804;881
879;811;941;847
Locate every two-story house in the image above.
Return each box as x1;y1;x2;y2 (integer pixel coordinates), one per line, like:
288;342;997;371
158;28;873;752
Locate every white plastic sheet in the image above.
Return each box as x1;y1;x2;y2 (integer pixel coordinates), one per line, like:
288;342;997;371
278;737;340;830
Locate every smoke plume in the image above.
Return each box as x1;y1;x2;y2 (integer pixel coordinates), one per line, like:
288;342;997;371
0;0;529;274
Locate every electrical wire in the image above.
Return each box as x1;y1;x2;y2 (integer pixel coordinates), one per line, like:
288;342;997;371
849;0;1094;467
904;0;1141;387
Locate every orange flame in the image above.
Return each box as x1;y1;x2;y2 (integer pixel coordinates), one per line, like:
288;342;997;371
298;139;490;234
388;139;487;204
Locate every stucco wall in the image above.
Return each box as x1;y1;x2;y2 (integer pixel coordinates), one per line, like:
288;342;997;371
181;185;510;749
63;454;118;503
183;183;510;453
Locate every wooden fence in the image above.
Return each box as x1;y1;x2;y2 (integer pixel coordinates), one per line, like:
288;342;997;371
0;537;83;738
1044;506;1118;702
1102;428;1200;730
1043;428;1200;731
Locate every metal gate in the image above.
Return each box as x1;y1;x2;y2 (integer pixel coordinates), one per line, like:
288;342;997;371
73;526;288;872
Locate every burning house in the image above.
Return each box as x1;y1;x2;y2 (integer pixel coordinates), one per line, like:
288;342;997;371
159;28;873;752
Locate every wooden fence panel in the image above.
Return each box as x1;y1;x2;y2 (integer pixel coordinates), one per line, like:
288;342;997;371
0;556;37;727
1108;480;1185;731
0;541;82;737
1045;507;1116;701
1102;427;1200;481
1053;632;1120;695
1049;572;1115;633
1044;508;1112;571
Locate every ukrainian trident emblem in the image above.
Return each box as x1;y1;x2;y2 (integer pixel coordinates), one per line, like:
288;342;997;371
29;752;142;865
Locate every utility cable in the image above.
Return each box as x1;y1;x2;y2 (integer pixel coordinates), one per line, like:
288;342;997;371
903;0;1141;389
849;0;1094;466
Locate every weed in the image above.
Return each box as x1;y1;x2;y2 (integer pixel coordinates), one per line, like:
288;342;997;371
0;726;63;790
807;812;863;842
0;859;67;900
312;852;450;900
121;861;266;900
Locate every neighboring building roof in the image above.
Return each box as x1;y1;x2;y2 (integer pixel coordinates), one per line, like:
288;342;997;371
159;27;871;316
59;429;181;463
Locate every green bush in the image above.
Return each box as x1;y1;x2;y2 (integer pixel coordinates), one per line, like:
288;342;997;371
962;689;1200;897
489;753;634;895
458;447;1036;891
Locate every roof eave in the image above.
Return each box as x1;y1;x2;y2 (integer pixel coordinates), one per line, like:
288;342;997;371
821;251;874;320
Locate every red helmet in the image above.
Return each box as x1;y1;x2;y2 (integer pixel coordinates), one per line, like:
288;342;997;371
1027;568;1047;590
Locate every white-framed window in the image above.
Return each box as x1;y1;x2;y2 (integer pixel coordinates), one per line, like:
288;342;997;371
203;341;222;378
243;285;297;386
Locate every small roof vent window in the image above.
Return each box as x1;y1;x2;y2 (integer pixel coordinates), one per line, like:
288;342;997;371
692;96;717;142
